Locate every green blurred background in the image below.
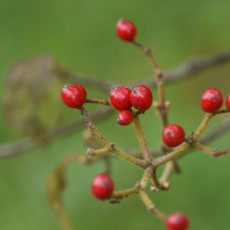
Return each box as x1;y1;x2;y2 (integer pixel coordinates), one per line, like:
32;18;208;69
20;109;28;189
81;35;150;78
1;0;230;229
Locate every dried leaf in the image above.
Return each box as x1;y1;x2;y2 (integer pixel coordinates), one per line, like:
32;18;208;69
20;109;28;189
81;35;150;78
3;56;65;141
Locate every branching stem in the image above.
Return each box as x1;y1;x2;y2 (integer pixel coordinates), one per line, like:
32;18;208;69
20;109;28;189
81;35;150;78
132;115;152;162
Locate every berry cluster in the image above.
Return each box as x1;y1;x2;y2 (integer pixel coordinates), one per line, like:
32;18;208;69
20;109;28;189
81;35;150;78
110;85;153;125
52;18;230;230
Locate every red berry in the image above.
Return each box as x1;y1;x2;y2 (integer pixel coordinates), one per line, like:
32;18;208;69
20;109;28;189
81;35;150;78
226;94;230;111
130;85;153;113
61;84;87;108
117;110;133;126
91;173;114;200
110;86;132;111
200;88;223;113
162;124;185;147
166;212;189;230
115;19;137;41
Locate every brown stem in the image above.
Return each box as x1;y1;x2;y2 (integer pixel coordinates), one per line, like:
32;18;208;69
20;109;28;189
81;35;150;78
149;169;165;191
85;98;111;106
193;142;215;155
159;161;175;189
152;143;191;168
81;107;146;169
193;113;214;140
131;40;169;128
111;147;146;169
139;190;167;220
199;119;230;144
132;115;152;162
80;106;112;147
87;146;111;157
111;187;139;199
194;142;230;158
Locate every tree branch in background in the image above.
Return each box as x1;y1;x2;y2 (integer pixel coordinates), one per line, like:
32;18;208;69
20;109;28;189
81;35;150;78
138;50;230;87
1;50;230;157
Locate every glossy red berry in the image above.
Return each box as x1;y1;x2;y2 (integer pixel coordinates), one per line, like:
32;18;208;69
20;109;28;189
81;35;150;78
61;84;87;109
225;94;230;111
91;173;114;200
116;19;137;41
200;88;223;113
117;110;133;126
162;124;185;147
110;86;132;111
166;212;189;230
130;85;153;113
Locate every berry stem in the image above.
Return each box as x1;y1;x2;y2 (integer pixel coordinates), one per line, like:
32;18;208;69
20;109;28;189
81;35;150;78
191;110;229;143
139;189;167;220
193;113;214;141
194;142;230;158
139;166;152;189
131;40;169;127
132;115;153;162
159;161;175;189
152;143;191;168
149;168;166;191
193;142;215;155
87;146;111;157
81;107;146;168
131;41;164;84
111;147;146;169
131;39;180;191
111;187;139;199
81;107;112;147
85;98;111;106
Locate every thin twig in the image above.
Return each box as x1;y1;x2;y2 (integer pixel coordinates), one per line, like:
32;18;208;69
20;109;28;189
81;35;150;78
132;115;153;162
111;187;139;200
139;190;167;220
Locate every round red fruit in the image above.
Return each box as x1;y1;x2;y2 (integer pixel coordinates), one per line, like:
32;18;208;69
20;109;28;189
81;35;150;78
91;173;114;200
110;86;132;111
61;84;87;109
115;19;137;41
225;94;230;111
166;212;189;230
200;88;223;113
130;85;153;113
162;124;185;147
117;110;133;126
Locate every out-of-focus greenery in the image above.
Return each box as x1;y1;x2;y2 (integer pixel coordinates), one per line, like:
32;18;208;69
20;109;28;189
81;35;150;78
0;0;230;229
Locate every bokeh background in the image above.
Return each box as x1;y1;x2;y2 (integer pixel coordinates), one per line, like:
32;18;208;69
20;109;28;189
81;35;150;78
1;0;230;229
